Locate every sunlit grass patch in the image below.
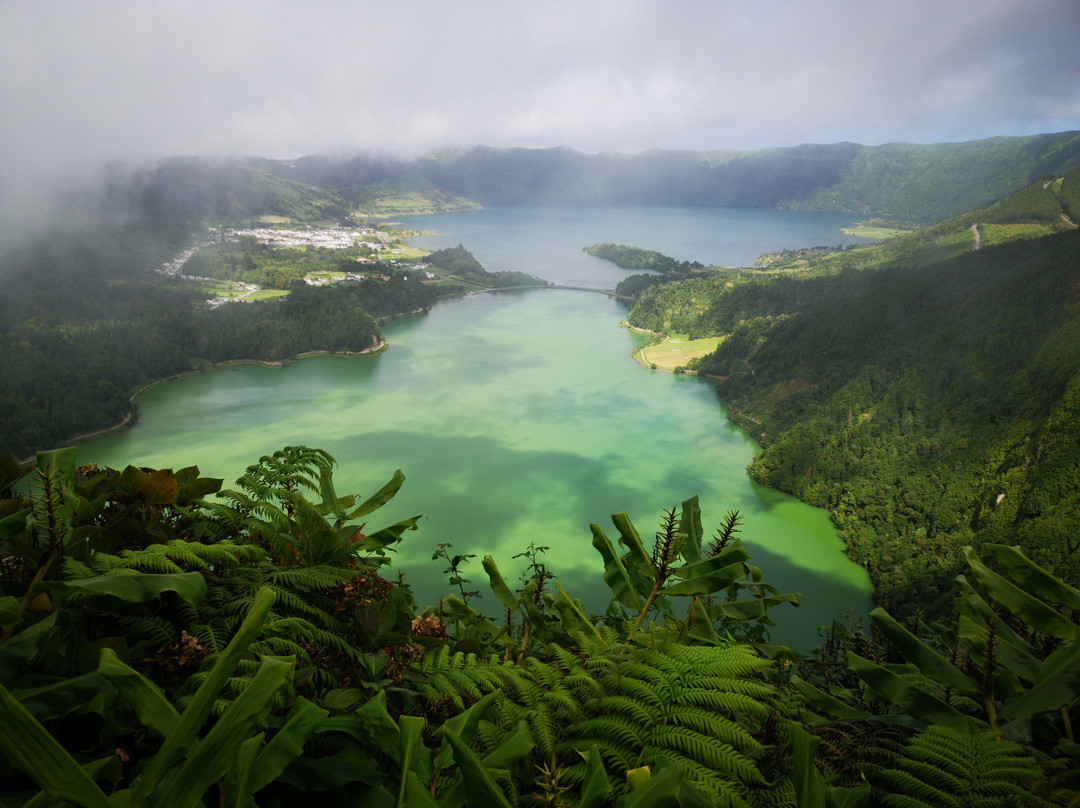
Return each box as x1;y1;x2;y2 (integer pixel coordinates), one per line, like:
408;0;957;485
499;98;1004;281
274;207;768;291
638;334;725;371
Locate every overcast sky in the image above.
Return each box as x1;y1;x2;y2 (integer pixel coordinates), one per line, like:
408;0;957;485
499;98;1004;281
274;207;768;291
2;0;1079;231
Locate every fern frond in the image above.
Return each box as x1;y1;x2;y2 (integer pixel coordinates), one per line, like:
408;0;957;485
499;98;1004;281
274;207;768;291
878;725;1039;807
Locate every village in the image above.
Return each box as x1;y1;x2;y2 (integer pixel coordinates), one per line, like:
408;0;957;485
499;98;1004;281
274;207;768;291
155;223;435;305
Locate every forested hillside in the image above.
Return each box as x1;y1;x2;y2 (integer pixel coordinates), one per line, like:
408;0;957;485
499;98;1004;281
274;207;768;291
625;173;1080;615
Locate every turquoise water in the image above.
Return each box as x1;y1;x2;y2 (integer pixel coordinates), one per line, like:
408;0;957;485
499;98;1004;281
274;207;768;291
80;207;874;646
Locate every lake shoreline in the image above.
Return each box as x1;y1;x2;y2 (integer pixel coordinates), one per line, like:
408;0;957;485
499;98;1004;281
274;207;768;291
21;340;391;464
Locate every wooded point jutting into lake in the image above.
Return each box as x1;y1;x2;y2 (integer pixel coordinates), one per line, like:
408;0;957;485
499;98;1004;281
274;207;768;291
4;133;1080;806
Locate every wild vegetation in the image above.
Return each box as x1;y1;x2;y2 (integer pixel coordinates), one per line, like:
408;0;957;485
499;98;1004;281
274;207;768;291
424;245;547;289
625;169;1080;620
1;445;1077;806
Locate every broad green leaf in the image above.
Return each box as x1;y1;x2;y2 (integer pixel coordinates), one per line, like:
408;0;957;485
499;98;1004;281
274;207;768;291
0;612;59;685
790;725;826;808
479;720;534;770
954;579;1041;683
98;648;180;738
39;572;206;608
0;595;20;628
869;607;979;697
678;496;704;564
1000;640;1080;720
249;695;328;790
576;748;613;808
443;728;513;808
12;672;111;722
352;690;402;762
710;593;800;622
482;556;520;612
356;514;423;552
402;770;440;808
435;691;500;772
0;506;29;542
664;547;750;596
157;655;294;808
397;715;429;807
0;682;112;808
689;598;718;644
789;676;867;722
552;582;606;648
610;512;656;581
963;547;1080;641
275;745;383;790
132;587;276;805
590;523;644;611
620;762;685;808
847;652;974;730
225;734;264;808
347;469;406;521
981;544;1080;611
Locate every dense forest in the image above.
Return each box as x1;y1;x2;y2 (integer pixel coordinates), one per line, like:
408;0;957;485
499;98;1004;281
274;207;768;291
625;169;1080;619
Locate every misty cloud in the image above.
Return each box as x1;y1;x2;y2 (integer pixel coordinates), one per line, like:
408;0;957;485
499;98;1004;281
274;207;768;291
2;0;1079;237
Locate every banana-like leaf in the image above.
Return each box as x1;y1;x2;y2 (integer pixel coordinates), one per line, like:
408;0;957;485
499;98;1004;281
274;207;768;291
98;648;180;738
403;770;441;808
443;728;513;808
590;524;645;611
435;691;500;772
789;676;867;722
709;592;800;622
868;607;979;697
790;724;826;808
397;715;430;807
610;512;656;582
664;545;750;596
576;748;613;808
980;544;1080;611
11;672;112;722
0;594;21;627
552;582;606;648
355;514;424;552
352;690;403;763
347;469;406;521
689;598;718;644
157;655;295;808
0;681;112;808
963;547;1080;642
678;496;704;564
131;587;276;805
478;719;534;770
0;612;58;685
846;652;974;730
39;572;207;608
620;762;685;808
1000;640;1080;720
954;578;1041;683
482;556;520;612
0;506;29;542
249;697;329;793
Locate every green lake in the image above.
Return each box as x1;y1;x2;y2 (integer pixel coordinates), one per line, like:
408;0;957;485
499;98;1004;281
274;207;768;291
80;206;875;646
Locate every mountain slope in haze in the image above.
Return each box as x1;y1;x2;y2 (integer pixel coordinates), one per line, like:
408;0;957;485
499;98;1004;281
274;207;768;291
273;131;1080;222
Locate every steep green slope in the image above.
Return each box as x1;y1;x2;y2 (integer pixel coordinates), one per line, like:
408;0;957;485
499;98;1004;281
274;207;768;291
692;232;1080;613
